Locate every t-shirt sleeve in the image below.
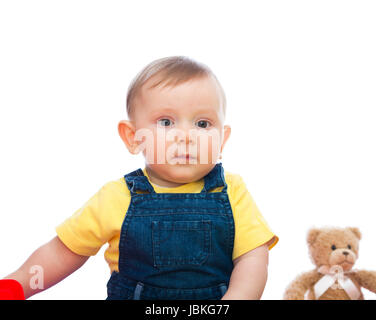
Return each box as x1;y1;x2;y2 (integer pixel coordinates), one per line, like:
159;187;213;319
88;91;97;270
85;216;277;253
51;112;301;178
55;181;124;256
229;174;279;260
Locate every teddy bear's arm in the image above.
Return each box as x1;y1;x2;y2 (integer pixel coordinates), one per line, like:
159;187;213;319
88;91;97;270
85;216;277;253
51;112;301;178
283;270;321;300
352;270;376;294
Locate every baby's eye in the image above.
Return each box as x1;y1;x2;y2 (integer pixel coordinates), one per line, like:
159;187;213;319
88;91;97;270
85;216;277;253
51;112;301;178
196;120;211;129
157;118;173;127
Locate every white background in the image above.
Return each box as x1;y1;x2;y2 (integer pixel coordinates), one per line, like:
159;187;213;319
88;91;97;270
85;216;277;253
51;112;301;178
0;1;375;300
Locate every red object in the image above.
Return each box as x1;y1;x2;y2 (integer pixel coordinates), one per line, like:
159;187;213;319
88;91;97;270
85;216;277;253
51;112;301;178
0;280;25;300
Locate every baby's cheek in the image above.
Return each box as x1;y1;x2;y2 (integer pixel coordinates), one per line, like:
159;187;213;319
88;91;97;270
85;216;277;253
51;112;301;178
141;128;169;164
199;131;221;164
133;127;155;163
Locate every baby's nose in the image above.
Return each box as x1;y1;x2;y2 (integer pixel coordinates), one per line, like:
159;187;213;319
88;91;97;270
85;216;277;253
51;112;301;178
175;128;194;144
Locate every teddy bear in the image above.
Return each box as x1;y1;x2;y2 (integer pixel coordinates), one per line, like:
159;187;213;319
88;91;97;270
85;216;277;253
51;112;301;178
283;227;376;300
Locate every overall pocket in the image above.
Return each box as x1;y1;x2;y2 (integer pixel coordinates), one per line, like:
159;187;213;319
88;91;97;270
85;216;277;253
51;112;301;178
152;220;211;268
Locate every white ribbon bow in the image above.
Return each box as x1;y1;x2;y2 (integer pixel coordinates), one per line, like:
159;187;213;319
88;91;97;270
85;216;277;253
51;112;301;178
304;265;360;300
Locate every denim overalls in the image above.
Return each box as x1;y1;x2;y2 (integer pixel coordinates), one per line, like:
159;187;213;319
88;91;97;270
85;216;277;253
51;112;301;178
106;162;235;300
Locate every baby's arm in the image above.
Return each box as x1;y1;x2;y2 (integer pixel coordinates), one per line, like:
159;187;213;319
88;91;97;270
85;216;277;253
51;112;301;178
221;243;269;300
3;236;89;299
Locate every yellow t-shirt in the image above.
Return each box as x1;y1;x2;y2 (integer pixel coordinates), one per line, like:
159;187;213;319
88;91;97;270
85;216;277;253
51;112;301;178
56;168;278;273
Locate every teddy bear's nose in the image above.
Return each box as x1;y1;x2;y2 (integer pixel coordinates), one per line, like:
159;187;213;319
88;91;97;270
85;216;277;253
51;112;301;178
343;251;349;256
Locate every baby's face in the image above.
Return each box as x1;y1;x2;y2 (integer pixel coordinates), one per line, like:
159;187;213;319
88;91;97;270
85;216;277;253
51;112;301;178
123;75;230;187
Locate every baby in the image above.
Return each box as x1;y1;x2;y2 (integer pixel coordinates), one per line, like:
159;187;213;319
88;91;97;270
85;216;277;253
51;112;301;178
3;56;278;300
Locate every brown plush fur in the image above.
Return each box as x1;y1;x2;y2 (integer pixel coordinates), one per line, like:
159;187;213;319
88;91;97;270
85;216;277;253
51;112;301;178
283;227;376;300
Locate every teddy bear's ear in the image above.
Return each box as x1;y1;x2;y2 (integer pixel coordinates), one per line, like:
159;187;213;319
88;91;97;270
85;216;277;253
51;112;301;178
307;228;321;245
347;227;362;240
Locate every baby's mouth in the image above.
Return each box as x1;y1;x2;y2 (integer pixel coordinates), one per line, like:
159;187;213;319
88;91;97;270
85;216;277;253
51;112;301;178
174;154;197;161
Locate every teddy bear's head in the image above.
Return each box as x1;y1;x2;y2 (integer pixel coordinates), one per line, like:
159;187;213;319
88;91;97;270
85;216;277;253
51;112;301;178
307;227;361;272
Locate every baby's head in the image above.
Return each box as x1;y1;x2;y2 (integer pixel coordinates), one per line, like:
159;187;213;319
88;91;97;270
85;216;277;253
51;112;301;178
118;56;231;187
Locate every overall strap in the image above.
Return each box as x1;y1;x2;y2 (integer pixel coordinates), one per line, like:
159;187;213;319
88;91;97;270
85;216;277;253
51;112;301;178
200;162;227;194
124;168;156;196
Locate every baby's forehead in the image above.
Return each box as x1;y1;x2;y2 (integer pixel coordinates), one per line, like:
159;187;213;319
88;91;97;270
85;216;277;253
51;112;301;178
137;75;225;115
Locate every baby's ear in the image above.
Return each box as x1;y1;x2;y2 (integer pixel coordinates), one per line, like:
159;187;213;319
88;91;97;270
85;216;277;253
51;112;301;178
118;120;140;154
307;228;321;246
347;227;362;240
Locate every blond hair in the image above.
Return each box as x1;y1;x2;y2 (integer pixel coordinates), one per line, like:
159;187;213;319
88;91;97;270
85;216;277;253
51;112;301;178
126;56;226;119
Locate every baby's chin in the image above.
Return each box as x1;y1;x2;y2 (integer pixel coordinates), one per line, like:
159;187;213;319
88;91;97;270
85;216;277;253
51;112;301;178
149;162;216;185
